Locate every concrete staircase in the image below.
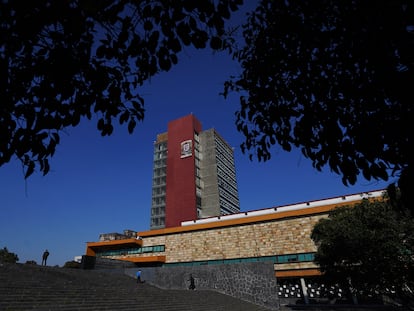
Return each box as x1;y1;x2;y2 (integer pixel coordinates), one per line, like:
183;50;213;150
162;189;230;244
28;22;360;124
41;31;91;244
0;263;272;310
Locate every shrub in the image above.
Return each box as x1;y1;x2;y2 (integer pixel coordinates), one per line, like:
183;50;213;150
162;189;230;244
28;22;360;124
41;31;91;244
0;247;19;263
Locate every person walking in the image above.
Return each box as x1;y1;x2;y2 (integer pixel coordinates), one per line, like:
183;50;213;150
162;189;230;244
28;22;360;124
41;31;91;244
188;274;195;290
136;270;143;283
41;249;49;266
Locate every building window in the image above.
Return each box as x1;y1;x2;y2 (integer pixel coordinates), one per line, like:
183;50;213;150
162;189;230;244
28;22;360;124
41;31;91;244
96;245;166;257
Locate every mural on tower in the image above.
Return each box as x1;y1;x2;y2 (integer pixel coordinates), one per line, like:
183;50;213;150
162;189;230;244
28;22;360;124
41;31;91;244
180;140;192;158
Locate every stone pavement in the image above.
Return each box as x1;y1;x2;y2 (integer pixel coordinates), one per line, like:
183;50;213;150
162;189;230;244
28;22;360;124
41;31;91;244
0;263;273;310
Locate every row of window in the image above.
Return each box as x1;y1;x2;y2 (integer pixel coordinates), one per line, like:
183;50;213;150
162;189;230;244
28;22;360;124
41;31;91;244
152;196;166;206
152;186;166;196
153;158;167;168
153;167;167;177
216;159;237;179
155;142;167;151
277;253;314;263
153;176;166;186
215;139;236;171
217;178;238;196
216;166;237;186
151;206;165;216
96;243;315;266
216;151;236;174
219;197;240;214
218;187;240;207
154;150;167;160
96;245;165;257
151;216;165;227
164;252;316;266
220;204;240;215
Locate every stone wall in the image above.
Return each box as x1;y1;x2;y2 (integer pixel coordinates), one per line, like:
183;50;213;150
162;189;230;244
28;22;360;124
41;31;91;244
118;214;325;266
124;261;279;310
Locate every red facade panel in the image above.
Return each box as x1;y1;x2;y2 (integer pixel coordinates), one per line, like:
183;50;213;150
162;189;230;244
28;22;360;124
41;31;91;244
165;115;202;227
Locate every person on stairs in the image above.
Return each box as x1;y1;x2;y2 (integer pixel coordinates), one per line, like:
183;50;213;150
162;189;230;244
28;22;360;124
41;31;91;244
41;249;49;266
136;270;144;283
188;274;195;290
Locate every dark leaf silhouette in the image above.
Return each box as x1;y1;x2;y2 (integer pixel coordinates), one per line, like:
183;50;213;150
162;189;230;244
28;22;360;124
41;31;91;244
223;0;412;202
1;0;243;178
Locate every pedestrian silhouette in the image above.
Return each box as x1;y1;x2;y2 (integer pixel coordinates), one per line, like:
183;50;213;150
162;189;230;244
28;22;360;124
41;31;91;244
41;249;49;266
188;274;195;290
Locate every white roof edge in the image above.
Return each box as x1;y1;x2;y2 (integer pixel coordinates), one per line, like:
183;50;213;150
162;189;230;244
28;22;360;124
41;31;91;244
181;189;386;226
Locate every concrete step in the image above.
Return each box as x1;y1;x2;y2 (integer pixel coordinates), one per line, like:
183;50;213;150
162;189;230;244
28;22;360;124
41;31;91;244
0;263;272;310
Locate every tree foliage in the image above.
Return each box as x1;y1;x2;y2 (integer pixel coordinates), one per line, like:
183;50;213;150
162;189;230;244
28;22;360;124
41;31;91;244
0;247;19;263
311;198;414;303
223;0;412;191
0;0;243;178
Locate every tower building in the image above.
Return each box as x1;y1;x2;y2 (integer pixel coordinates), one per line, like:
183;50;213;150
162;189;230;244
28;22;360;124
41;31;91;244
150;114;240;230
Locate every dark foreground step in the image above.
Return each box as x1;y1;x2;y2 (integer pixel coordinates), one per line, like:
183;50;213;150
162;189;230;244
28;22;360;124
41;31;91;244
0;263;272;311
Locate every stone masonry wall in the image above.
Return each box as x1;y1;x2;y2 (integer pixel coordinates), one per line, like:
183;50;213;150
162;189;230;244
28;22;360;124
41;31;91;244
124;261;279;311
121;214;327;267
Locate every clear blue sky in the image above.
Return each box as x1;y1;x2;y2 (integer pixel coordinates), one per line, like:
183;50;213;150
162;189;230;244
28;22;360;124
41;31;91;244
0;4;392;267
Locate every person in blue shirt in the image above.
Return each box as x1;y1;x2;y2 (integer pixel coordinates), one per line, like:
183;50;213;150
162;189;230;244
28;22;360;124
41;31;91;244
136;270;142;283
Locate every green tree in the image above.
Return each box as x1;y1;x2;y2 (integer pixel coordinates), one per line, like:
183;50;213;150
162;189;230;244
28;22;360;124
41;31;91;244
223;0;412;205
311;199;414;304
1;0;243;178
0;247;19;263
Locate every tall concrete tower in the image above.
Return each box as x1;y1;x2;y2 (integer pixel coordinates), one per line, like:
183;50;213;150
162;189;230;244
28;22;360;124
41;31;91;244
150;114;240;229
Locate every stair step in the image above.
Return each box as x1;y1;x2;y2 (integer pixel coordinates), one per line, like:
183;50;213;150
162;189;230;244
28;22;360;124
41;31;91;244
0;263;272;310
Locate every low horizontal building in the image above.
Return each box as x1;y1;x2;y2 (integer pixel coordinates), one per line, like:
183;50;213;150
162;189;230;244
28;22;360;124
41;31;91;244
85;190;385;293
